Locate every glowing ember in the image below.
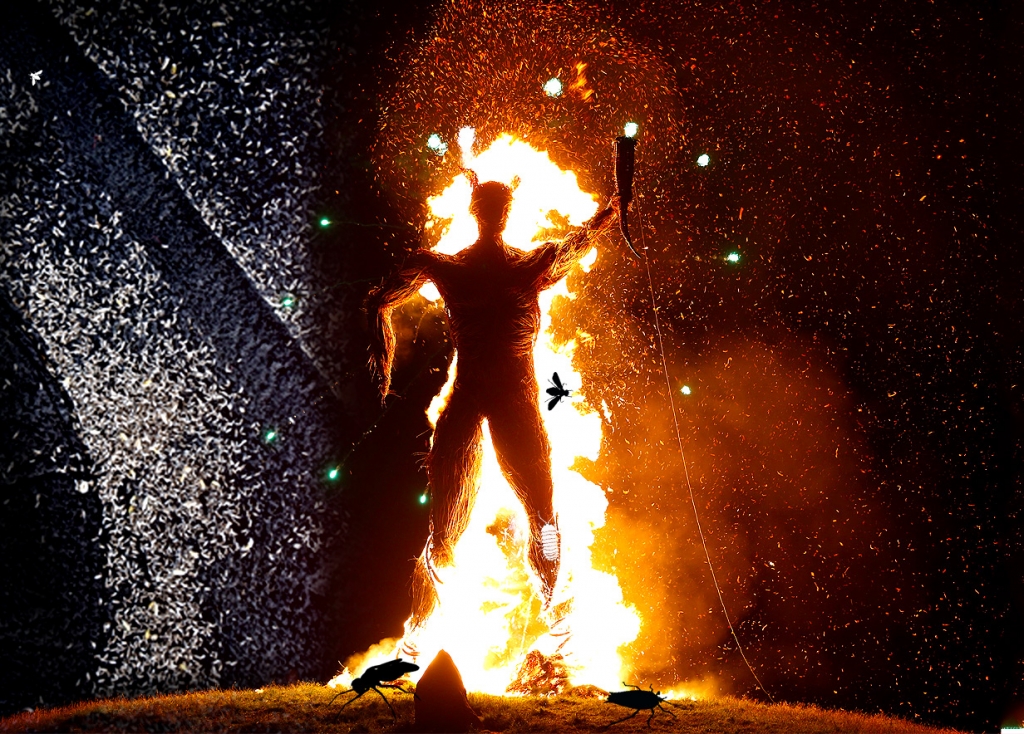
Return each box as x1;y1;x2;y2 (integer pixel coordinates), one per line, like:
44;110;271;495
334;134;640;695
458;126;476;167
568;63;594;102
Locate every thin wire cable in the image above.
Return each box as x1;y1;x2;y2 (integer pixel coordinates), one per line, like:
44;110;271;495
631;196;774;703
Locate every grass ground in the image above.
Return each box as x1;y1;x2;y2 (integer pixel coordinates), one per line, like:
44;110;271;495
0;683;967;733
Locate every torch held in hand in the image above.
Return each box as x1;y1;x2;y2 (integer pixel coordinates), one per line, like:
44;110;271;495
614;135;641;258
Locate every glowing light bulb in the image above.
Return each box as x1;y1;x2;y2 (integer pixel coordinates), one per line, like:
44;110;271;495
726;252;741;263
541;523;559;561
426;133;448;155
623;121;639;138
543;77;562;97
697;153;711;167
319;217;331;227
681;385;692;395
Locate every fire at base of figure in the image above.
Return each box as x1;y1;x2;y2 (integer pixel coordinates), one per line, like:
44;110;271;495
328;659;420;720
603;683;686;729
506;650;571;696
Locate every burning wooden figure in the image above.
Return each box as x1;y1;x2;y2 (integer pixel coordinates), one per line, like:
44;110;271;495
367;177;621;623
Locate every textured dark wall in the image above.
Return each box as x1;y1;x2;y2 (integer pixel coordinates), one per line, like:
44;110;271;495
0;0;357;713
0;291;107;713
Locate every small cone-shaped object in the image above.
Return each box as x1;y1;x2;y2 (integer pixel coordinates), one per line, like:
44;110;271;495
415;650;482;733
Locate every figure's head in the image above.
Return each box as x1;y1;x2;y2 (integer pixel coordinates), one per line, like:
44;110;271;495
469;180;513;232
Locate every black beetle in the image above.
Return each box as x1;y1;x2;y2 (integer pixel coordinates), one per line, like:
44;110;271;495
604;682;684;729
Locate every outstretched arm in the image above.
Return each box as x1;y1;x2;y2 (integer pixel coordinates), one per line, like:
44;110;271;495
535;197;620;288
365;251;434;402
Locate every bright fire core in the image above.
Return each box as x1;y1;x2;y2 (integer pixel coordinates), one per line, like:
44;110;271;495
332;133;641;695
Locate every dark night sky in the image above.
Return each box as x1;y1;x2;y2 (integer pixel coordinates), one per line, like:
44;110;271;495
316;1;1023;731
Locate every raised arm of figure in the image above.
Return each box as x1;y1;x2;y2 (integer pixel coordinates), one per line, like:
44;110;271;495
365;250;435;402
531;197;620;290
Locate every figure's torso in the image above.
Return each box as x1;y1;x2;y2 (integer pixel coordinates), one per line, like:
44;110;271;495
427;241;549;381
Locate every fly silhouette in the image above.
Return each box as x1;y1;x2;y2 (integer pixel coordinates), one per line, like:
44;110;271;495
328;658;419;720
546;372;571;411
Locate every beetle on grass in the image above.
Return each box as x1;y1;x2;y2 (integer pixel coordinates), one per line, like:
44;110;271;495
328;658;419;720
603;682;684;729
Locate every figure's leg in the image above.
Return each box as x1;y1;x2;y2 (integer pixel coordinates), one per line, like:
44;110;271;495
485;384;560;599
409;384;483;627
427;384;484;563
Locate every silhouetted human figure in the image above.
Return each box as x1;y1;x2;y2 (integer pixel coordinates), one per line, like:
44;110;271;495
367;180;619;626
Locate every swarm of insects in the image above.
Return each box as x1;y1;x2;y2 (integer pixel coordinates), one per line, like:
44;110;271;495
603;683;685;729
546;371;571;410
328;658;420;720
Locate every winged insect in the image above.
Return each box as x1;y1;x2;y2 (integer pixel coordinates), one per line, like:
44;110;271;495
328;658;419;720
546;371;571;410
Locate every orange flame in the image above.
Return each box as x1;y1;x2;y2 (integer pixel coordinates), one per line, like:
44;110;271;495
570;62;595;102
332;133;640;695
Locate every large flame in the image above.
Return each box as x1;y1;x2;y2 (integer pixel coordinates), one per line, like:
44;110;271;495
333;133;640;695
